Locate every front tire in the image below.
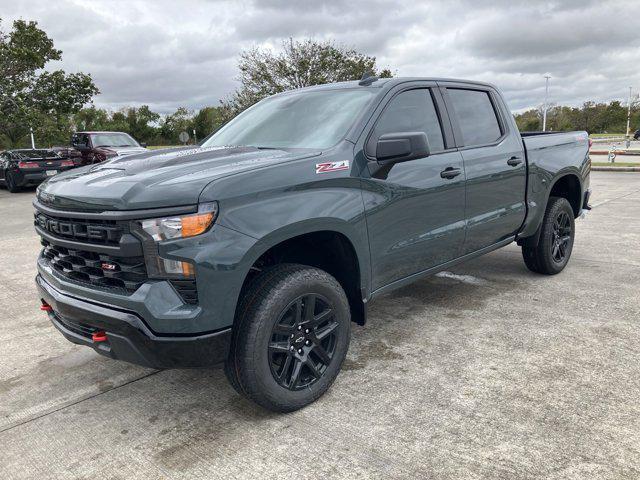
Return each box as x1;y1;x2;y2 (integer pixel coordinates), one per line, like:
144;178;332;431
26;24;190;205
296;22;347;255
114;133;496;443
225;264;351;412
522;196;575;275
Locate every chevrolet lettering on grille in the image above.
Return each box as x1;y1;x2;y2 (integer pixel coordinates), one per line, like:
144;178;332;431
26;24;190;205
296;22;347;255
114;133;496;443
35;214;122;243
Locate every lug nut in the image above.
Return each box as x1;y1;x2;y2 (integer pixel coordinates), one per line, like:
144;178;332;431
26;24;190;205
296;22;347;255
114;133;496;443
298;349;303;354
305;340;311;346
290;333;295;338
305;329;310;334
297;325;302;331
290;346;295;351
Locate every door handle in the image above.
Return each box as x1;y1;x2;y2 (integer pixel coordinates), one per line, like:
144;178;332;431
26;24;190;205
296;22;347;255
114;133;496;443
507;156;523;167
440;166;461;179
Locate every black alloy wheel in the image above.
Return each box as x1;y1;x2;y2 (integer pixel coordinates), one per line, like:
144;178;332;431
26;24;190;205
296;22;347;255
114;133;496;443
521;196;575;275
269;293;338;391
551;210;572;263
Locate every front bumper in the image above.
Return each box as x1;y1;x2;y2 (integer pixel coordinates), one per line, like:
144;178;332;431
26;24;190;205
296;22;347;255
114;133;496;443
37;275;231;369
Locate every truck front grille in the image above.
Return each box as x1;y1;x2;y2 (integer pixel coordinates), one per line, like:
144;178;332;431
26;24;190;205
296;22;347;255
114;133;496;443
42;241;147;294
34;212;123;246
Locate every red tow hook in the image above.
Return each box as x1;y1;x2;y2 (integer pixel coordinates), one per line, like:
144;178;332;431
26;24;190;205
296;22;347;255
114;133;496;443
92;331;108;343
40;301;53;312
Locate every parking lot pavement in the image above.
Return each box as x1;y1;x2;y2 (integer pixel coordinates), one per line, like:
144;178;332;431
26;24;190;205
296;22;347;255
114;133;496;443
1;172;639;479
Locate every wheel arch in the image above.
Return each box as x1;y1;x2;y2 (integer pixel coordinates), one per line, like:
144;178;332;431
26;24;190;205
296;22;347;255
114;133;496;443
518;170;583;248
237;221;369;325
548;172;583;217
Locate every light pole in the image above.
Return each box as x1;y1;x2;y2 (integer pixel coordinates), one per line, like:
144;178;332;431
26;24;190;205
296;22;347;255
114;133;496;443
626;86;632;148
542;75;551;132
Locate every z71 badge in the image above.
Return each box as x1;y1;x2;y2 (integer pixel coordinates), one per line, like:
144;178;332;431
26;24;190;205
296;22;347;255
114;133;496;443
315;160;350;174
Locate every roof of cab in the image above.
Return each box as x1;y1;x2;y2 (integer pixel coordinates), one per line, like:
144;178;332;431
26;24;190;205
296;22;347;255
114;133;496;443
274;76;499;96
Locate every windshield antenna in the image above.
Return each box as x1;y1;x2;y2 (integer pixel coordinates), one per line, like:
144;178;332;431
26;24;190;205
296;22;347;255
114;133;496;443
359;71;378;86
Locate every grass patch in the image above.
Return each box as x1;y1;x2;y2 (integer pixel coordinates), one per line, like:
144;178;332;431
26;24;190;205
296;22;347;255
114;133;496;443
592;162;639;167
589;133;626;138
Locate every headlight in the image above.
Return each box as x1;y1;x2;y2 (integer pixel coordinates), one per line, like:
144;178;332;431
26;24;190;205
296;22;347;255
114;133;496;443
138;202;218;278
140;202;218;241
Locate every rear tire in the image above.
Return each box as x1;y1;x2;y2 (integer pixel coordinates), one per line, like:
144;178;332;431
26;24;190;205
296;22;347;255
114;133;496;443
225;264;351;412
5;171;21;193
522;196;575;275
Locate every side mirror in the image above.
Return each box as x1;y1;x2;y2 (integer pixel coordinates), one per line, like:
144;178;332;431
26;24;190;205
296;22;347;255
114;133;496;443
375;132;430;165
139;142;147;148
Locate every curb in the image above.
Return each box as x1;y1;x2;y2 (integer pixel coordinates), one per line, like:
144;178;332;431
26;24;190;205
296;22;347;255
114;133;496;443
590;150;640;156
592;166;640;172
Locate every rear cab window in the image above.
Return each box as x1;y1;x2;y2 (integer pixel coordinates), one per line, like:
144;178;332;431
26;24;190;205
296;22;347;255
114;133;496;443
447;89;503;147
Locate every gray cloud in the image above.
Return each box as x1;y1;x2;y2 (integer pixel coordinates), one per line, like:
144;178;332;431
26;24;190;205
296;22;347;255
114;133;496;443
1;0;638;114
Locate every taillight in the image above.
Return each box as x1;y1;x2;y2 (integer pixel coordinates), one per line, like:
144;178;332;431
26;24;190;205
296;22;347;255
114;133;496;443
18;161;39;169
60;160;74;167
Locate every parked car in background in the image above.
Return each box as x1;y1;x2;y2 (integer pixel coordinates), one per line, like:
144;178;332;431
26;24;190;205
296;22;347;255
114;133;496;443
49;146;82;165
0;149;76;193
634;129;639;140
70;131;148;165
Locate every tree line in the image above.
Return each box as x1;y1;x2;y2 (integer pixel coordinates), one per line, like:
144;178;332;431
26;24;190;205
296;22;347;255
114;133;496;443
1;17;637;151
514;101;639;134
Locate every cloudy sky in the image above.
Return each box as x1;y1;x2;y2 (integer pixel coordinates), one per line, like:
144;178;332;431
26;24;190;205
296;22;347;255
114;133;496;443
2;0;638;114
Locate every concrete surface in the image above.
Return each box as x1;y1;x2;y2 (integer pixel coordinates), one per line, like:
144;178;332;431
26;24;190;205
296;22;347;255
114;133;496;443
1;172;639;479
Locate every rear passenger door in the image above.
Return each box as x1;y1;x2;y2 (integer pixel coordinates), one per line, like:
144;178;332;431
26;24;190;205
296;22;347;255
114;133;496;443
441;85;526;253
360;85;466;291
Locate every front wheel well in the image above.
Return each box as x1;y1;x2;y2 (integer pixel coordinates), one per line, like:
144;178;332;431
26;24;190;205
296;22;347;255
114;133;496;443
241;231;366;325
549;174;582;217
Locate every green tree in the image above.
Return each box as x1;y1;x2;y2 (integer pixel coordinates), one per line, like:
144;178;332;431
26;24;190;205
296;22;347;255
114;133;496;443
124;105;160;143
74;106;110;131
192;106;225;141
221;38;392;120
0;18;98;148
161;107;194;144
514;109;541;131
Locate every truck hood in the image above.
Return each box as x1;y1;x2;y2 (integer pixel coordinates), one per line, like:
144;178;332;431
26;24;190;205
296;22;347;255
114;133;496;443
37;146;320;211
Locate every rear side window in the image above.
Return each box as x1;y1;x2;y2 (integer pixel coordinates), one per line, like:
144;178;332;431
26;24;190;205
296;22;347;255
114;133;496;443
368;89;445;155
447;89;502;146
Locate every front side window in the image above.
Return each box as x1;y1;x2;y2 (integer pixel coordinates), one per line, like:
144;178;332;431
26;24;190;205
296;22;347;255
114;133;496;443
447;89;502;146
202;89;375;150
367;89;445;155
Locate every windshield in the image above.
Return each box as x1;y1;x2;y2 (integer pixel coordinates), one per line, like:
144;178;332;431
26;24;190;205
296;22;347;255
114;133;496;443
90;133;139;148
202;89;375;149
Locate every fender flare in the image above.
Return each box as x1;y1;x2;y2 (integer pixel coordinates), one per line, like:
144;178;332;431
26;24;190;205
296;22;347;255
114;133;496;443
237;218;370;293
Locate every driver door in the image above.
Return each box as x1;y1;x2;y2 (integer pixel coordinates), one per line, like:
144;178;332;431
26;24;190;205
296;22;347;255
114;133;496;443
360;86;466;292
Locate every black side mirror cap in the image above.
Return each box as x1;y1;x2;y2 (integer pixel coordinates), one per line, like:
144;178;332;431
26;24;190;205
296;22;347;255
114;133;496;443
375;132;430;165
140;142;147;148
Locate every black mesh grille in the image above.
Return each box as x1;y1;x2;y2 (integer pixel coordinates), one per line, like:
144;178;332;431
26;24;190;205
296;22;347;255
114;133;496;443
34;212;123;246
42;241;146;294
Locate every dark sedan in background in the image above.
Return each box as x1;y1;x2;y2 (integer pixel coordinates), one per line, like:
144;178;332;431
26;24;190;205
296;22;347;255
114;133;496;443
0;149;76;193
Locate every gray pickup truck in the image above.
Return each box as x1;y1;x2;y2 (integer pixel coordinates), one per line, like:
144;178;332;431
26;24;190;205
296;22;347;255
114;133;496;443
34;77;591;412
